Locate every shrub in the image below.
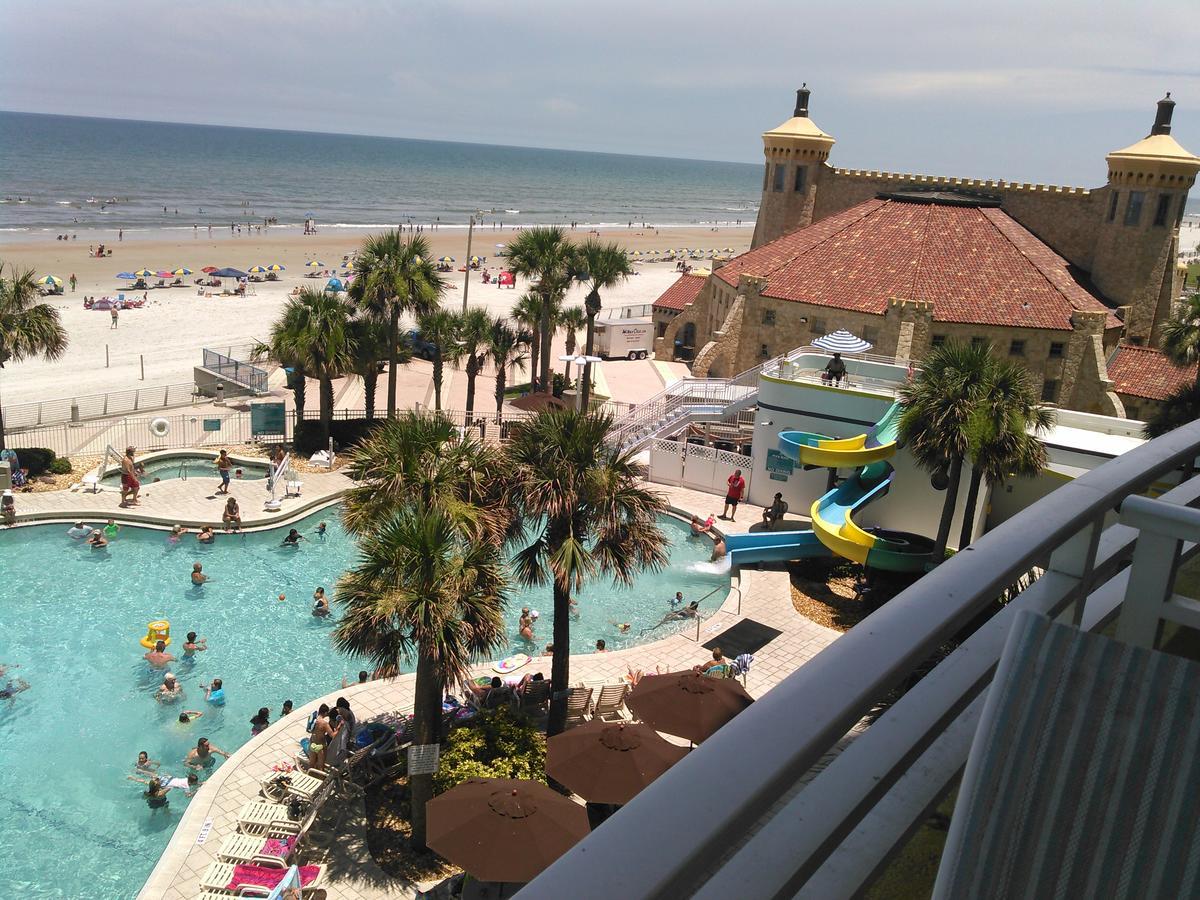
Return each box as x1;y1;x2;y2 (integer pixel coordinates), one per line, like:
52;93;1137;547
294;418;382;455
48;458;73;475
14;447;56;476
433;708;546;795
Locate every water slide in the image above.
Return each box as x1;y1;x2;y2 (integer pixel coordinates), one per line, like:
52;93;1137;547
725;402;934;572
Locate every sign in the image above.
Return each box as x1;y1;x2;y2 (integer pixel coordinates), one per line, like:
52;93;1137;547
770;472;789;482
765;449;794;477
250;402;287;437
407;743;441;776
202;419;222;432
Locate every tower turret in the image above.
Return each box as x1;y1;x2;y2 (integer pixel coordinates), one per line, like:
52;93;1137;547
751;85;836;248
1091;93;1200;345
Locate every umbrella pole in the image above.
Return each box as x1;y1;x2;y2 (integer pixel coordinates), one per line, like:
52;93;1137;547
462;214;475;313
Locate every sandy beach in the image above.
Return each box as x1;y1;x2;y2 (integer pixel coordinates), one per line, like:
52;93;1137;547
1;224;750;407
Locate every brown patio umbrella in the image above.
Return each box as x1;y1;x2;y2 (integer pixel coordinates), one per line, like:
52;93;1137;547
625;670;754;743
426;778;590;883
548;720;689;804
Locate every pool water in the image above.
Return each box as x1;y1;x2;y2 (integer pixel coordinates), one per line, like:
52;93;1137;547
0;509;724;898
99;455;269;487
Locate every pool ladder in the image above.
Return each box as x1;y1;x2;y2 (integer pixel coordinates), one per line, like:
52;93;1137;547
177;459;188;481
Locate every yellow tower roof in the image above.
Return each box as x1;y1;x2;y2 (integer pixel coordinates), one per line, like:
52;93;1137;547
762;86;835;153
1107;133;1200;168
1106;93;1200;179
763;114;835;142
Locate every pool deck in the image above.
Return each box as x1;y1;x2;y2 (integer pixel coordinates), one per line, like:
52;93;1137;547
132;482;840;900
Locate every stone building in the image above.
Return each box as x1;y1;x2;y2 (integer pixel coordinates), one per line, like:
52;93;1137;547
651;273;706;349
660;87;1200;414
1107;343;1197;422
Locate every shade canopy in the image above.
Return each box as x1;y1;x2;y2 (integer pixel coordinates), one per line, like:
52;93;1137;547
36;274;63;286
247;265;269;274
547;720;688;804
132;268;156;278
426;778;589;883
201;266;219;274
325;277;344;291
625;670;753;743
116;272;137;279
211;267;248;279
812;329;872;354
266;263;285;272
305;260;326;268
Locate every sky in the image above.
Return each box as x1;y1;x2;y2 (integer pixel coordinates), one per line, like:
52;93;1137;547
3;0;1198;186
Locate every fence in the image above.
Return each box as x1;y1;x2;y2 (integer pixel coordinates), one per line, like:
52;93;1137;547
201;348;269;394
647;438;753;496
3;382;200;430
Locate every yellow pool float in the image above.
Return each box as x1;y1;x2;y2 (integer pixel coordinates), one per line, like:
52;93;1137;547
140;620;170;649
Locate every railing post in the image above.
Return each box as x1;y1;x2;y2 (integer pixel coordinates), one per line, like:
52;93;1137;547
1044;518;1102;626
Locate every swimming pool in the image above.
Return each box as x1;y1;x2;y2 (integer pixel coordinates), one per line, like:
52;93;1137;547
98;452;270;487
0;509;725;898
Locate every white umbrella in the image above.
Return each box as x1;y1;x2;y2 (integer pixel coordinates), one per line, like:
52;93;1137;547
812;329;872;354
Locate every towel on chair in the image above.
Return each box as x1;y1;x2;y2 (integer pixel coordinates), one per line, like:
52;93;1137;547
261;834;295;859
229;862;320;890
732;653;754;677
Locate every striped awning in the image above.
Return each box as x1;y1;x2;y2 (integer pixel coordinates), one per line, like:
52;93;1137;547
812;329;872;354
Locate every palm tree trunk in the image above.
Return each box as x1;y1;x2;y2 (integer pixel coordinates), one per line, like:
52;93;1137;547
465;355;478;417
0;403;6;452
432;353;443;411
387;305;399;418
546;581;572;737
363;369;378;421
580;311;597;409
320;376;334;447
495;364;507;417
539;292;553;394
932;456;964;564
287;370;307;421
528;330;541;393
409;653;444;851
957;465;985;552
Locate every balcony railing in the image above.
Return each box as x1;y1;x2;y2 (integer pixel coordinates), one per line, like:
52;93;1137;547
524;419;1200;899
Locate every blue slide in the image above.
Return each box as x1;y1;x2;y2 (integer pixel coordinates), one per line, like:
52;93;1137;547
725;528;832;567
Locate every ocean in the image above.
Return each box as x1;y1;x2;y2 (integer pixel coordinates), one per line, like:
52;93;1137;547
0;111;762;239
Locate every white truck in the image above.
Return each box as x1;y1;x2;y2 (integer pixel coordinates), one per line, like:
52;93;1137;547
592;317;654;360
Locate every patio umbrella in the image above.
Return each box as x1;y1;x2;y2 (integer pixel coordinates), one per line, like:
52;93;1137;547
172;267;193;276
132;268;156;278
210;267;248;279
36;274;63;287
305;260;325;268
625;670;753;744
116;272;137;279
438;256;455;264
427;778;589;883
266;263;285;272
547;720;688;805
155;270;174;278
201;266;219;274
248;265;269;274
469;255;482;265
812;328;872;354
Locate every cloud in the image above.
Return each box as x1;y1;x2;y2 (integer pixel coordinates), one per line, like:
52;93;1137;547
540;97;580;116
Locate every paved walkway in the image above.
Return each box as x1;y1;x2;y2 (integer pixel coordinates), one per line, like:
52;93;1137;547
136;482;840;899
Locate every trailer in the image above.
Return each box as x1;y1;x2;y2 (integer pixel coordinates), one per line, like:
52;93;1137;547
593;317;654;360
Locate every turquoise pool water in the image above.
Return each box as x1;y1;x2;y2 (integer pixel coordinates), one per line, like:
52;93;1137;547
99;454;269;487
0;509;724;898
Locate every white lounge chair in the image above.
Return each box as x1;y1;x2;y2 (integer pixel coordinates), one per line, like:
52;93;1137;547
199;860;326;896
565;687;593;727
591;683;630;722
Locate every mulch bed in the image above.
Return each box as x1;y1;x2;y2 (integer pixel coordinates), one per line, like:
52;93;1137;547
364;775;459;883
789;559;869;632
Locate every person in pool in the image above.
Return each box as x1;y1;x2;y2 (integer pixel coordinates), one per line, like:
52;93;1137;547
135;751;161;774
197;526;216;544
201;678;226;706
140;775;171;812
86;529;108;549
282;528;306;547
0;678;30;706
311;587;330;617
177;709;204;724
182;632;207;657
250;707;270;736
167;525;188;544
155;672;183;703
128;771;199;798
190;562;209;585
144;640;174;668
519;608;534;642
642;600;701;634
103;518;121;540
315;521;327;540
185;737;229;770
66;521;90;539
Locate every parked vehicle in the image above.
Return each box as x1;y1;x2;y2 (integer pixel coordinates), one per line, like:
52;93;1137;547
593;317;654;360
406;329;438;360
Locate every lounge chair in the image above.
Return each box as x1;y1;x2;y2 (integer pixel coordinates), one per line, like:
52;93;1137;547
217;830;297;866
519;679;551;716
702;663;733;679
260;767;327;804
199;860;326;896
591;683;630;722
237;799;298;836
565;687;594;727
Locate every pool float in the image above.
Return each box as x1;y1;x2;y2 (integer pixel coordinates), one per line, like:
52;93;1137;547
149;417;170;436
492;652;531;674
140;620;170;649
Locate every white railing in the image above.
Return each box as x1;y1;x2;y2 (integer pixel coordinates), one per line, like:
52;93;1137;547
523;419;1200;899
3;382;200;429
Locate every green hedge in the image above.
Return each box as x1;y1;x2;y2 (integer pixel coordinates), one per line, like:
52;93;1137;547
293;418;382;455
12;447;56;476
433;708;546;795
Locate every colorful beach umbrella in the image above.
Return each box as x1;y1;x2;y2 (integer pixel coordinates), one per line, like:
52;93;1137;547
132;268;156;278
469;255;482;264
813;329;873;354
116;272;137;279
172;267;193;276
305;260;325;268
155;270;174;278
438;256;455;264
37;274;63;287
266;263;285;272
201;266;219;274
247;265;269;274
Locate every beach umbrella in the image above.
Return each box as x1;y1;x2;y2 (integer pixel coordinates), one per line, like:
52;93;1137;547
116;272;137;279
469;255;482;264
427;778;590;883
305;260;325;268
172;267;193;276
247;265;269;274
36;274;63;287
266;263;285;272
132;268;156;278
325;277;343;291
211;267;248;279
201;266;219;274
625;670;754;744
692;267;712;277
438;256;455;264
155;270;175;278
341;260;356;271
813;329;873;354
547;720;689;805
631;250;642;257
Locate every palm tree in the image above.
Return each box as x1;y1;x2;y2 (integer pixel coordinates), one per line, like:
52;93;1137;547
0;264;68;449
956;358;1052;550
490;319;529;417
349;231;444;418
898;340;995;564
571;240;632;408
456;307;494;418
1160;291;1200;390
1146;382;1200;438
506;409;668;735
417;308;463;411
511;293;544;392
334;509;508;849
504;227;574;394
557;305;587;382
348;316;408;421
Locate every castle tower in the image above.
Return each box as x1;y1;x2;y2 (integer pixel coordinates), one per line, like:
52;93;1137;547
1091;94;1200;346
751;85;836;248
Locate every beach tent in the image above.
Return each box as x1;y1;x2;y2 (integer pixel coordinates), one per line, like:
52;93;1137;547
116;272;137;279
813;329;873;354
325;277;344;292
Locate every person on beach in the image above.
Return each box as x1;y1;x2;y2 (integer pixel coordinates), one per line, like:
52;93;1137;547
144;641;174;667
156;673;184;702
182;632;207;657
222;497;241;532
197;526;215;544
720;470;745;522
311;587;330;618
215;450;232;494
185;737;229;770
190;562;208;585
110;306;119;329
119;446;140;507
69;273;76;292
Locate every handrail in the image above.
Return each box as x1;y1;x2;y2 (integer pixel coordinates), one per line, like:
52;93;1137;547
96;444;124;483
523;418;1200;899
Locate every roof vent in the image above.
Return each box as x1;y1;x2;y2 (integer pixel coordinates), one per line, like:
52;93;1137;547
1151;92;1175;136
794;84;810;119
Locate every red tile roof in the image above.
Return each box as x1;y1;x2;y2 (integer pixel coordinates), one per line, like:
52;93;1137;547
716;198;1120;331
653;273;706;311
1107;344;1197;401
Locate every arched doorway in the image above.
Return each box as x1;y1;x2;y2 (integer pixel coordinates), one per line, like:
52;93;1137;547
676;322;697;361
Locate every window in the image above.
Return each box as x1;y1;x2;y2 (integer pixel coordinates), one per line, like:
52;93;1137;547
1009;339;1025;357
1048;342;1064;359
931;334;947;348
862;326;879;343
760;343;771;359
794;166;807;193
656;322;667;338
1041;379;1059;403
971;336;986;350
810;317;827;334
1153;194;1172;227
772;164;786;192
1107;191;1119;222
762;308;776;326
1124;190;1145;226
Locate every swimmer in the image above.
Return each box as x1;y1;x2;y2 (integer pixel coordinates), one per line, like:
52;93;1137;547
86;529;108;548
671;591;684;607
66;521;90;539
197;526;215;544
250;707;270;735
140;775;171;812
311;587;330;617
144;640;175;668
596;639;608;652
135;751;161;774
641;600;701;635
282;528;306;547
315;521;327;539
190;562;208;585
610;621;631;633
182;632;207;656
519;607;534;642
168;524;188;544
690;514;715;537
201;678;226;706
177;709;204;723
185;737;229;770
0;678;30;706
155;672;184;702
280;699;294;717
128;771;199;798
710;536;727;561
341;670;369;688
103;518;121;540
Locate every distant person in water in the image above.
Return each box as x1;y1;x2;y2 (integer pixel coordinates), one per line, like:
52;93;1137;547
182;632;207;657
190;562;208;585
519;608;535;642
197;526;215;544
0;677;30;706
642;601;701;634
144;641;174;667
177;710;204;724
155;672;183;703
135;751;160;774
282;528;306;547
250;707;270;736
311;587;330;617
315;521;327;540
86;529;108;549
185;737;229;770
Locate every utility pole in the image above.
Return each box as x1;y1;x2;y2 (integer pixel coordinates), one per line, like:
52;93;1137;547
461;213;475;313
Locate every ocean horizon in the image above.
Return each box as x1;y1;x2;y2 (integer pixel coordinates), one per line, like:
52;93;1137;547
0;111;762;239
